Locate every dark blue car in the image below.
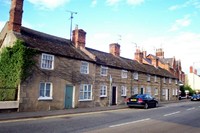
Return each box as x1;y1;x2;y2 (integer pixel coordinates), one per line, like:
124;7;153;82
127;94;158;109
191;94;200;101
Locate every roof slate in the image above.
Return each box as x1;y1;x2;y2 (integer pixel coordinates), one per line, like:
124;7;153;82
12;26;176;79
15;27;93;62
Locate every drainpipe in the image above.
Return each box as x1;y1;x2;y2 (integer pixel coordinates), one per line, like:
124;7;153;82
109;75;112;106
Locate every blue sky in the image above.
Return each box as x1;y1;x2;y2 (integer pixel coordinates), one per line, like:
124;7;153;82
1;0;200;74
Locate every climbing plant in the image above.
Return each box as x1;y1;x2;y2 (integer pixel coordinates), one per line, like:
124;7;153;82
0;40;36;101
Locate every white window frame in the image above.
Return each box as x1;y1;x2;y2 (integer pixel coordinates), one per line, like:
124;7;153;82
133;72;138;80
163;77;166;83
146;86;151;95
175;79;178;84
154;75;157;82
79;84;92;101
162;89;165;95
121;86;127;96
38;82;53;100
132;86;138;95
175;89;178;95
169;78;172;84
121;70;128;78
41;53;54;70
100;66;108;76
147;74;151;82
172;89;175;96
80;61;89;74
100;85;107;97
154;88;158;96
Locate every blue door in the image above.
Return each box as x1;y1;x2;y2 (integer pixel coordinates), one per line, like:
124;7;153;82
65;85;73;109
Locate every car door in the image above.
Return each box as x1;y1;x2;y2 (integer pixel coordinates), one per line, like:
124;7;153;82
147;95;154;107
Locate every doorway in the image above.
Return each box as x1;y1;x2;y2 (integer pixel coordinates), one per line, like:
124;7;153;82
112;86;117;105
64;85;74;109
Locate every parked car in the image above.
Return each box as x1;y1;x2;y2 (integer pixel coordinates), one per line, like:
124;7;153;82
126;94;158;109
191;94;200;101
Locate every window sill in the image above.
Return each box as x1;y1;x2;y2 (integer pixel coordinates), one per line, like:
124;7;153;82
38;97;53;101
100;96;107;98
79;99;92;102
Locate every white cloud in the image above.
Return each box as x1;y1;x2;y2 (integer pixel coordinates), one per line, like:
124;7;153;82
106;0;122;6
2;0;10;5
87;30;200;74
169;15;191;32
169;0;200;11
91;0;97;7
140;32;200;73
27;0;70;10
106;0;144;6
126;0;144;5
0;21;6;31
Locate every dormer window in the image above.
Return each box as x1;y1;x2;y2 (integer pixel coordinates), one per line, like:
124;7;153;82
133;72;138;80
41;53;54;70
100;66;108;76
80;61;89;74
121;70;128;78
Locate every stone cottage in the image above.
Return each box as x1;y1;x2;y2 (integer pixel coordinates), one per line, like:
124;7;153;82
0;0;179;112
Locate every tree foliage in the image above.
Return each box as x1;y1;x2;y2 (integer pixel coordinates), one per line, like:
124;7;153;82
0;40;36;101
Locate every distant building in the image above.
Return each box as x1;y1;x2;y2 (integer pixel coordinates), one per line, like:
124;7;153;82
185;66;200;93
134;48;185;86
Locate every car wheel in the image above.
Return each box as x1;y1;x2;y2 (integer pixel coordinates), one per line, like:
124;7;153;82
155;102;158;108
144;103;148;109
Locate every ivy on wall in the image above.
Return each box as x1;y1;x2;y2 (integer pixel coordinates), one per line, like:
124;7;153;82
0;40;36;101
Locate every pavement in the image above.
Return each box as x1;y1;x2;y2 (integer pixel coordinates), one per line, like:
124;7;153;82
0;99;190;121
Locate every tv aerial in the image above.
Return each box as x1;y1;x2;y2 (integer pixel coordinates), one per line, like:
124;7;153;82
66;10;77;41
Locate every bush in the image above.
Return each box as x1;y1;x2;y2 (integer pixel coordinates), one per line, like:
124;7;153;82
0;87;17;101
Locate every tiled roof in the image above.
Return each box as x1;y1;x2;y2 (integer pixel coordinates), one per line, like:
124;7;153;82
15;27;93;62
86;48;175;78
13;26;176;79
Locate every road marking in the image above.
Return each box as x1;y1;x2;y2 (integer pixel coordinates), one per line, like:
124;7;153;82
187;107;195;111
0;108;129;124
164;111;180;117
109;118;150;128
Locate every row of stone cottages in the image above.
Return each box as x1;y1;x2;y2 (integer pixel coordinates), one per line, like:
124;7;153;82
1;25;179;111
0;0;179;112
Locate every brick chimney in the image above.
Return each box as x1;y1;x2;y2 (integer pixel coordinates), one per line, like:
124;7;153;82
152;57;159;68
156;48;164;58
190;66;193;73
109;43;120;56
8;0;24;32
72;26;86;49
134;48;143;63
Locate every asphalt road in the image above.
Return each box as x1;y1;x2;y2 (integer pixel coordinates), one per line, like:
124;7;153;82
0;101;200;133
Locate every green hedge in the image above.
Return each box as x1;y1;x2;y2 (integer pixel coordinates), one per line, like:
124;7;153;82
0;88;17;101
